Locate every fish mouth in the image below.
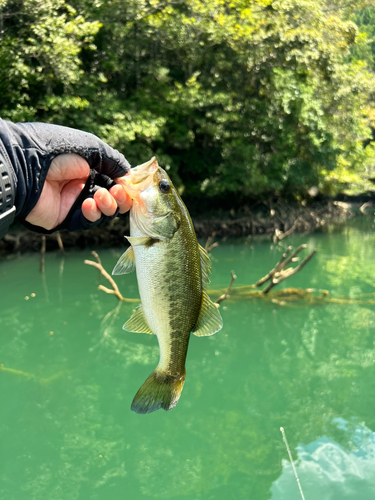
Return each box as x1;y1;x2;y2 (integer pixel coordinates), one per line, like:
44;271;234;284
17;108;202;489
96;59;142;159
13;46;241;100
121;157;158;200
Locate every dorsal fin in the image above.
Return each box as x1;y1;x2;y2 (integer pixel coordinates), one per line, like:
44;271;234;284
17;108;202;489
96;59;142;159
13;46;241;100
124;305;154;334
192;291;223;337
199;244;211;289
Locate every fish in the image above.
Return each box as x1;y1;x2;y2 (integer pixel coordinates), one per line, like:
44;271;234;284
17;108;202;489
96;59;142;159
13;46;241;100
112;157;223;414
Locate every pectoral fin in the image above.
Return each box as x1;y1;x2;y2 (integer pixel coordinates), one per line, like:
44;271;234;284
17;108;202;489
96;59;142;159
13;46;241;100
126;236;154;246
192;291;223;337
112;246;136;275
124;305;154;334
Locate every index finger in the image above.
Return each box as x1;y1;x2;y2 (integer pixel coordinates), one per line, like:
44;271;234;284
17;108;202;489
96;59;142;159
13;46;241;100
109;184;132;214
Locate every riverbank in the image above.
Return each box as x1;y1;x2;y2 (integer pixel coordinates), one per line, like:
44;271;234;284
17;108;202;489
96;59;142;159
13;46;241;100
0;199;360;257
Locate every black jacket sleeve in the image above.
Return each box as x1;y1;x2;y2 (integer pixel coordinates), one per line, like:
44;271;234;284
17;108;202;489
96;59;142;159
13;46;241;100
0;119;131;238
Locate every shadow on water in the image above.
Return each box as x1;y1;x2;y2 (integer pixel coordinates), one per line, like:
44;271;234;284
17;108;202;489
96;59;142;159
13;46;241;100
1;219;375;499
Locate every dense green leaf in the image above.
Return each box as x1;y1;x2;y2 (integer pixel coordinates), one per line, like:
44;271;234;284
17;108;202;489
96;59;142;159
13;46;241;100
1;0;374;202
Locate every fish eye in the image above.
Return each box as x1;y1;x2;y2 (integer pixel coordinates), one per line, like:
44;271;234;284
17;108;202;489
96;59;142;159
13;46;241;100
158;180;170;194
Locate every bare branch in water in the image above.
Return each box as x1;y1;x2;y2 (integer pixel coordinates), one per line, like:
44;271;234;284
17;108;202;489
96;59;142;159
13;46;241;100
91;251;103;283
273;217;301;243
56;231;65;255
87;245;318;311
215;271;237;305
205;233;219;253
251;244;313;293
0;363;67;384
91;250;102;266
360;201;373;214
282;244;308;268
253;245;294;287
40;235;46;274
86;246;375;309
262;249;317;294
84;259;125;301
84;254;139;303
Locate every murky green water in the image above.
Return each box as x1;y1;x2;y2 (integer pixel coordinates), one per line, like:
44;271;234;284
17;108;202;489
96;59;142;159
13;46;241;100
1;220;375;500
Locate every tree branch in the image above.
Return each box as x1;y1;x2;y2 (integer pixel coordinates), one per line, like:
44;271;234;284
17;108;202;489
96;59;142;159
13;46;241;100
215;270;237;305
205;233;219;252
273;217;301;243
84;252;139;303
262;249;317;294
253;245;293;287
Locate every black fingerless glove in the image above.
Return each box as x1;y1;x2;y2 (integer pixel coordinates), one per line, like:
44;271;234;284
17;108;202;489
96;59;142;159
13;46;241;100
0;119;131;238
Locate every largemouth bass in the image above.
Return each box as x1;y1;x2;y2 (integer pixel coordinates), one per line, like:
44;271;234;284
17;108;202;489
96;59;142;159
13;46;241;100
113;157;222;414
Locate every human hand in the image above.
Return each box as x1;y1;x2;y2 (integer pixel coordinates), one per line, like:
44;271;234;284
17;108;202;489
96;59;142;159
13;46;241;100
25;153;132;230
0;120;133;234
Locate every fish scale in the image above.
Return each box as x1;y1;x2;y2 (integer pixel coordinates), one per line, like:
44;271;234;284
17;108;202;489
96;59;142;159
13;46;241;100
131;200;201;375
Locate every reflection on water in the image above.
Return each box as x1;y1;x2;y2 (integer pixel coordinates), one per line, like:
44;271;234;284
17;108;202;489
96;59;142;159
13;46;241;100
272;419;375;500
1;220;375;499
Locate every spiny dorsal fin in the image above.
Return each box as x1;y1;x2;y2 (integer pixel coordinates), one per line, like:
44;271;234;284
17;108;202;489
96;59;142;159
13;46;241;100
124;305;154;334
112;246;136;275
199;244;211;289
192;291;223;337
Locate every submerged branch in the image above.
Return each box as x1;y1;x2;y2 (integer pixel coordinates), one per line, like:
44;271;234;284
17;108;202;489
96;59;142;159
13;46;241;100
84;252;139;303
253;245;294;287
273;217;301;243
87;245;375;310
248;244;317;294
56;231;65;255
205;233;219;252
40;235;46;273
0;363;67;384
215;271;237;305
360;202;373;214
262;249;317;294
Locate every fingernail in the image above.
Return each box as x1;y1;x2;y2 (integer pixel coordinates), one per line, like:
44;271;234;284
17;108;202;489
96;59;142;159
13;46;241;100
115;187;126;203
100;191;112;208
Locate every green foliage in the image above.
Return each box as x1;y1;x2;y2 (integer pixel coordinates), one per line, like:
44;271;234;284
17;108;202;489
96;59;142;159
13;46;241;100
1;0;375;203
0;0;101;121
351;6;375;69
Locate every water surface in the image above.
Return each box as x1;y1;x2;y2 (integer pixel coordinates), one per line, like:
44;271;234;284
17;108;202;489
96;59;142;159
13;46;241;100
1;221;375;499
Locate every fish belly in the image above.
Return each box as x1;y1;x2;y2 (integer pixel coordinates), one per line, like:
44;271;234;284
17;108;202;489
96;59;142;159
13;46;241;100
132;225;202;375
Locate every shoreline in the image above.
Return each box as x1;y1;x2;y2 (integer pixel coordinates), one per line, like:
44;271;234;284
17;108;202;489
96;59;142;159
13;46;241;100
0;200;358;257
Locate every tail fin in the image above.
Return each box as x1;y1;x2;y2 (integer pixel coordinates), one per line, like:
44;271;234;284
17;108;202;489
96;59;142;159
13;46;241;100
131;369;186;414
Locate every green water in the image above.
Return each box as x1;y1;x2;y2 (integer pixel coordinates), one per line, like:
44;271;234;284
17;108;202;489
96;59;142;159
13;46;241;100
1;221;375;500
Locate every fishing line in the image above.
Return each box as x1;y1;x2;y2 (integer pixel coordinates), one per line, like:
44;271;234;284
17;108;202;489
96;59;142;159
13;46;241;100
280;426;306;500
